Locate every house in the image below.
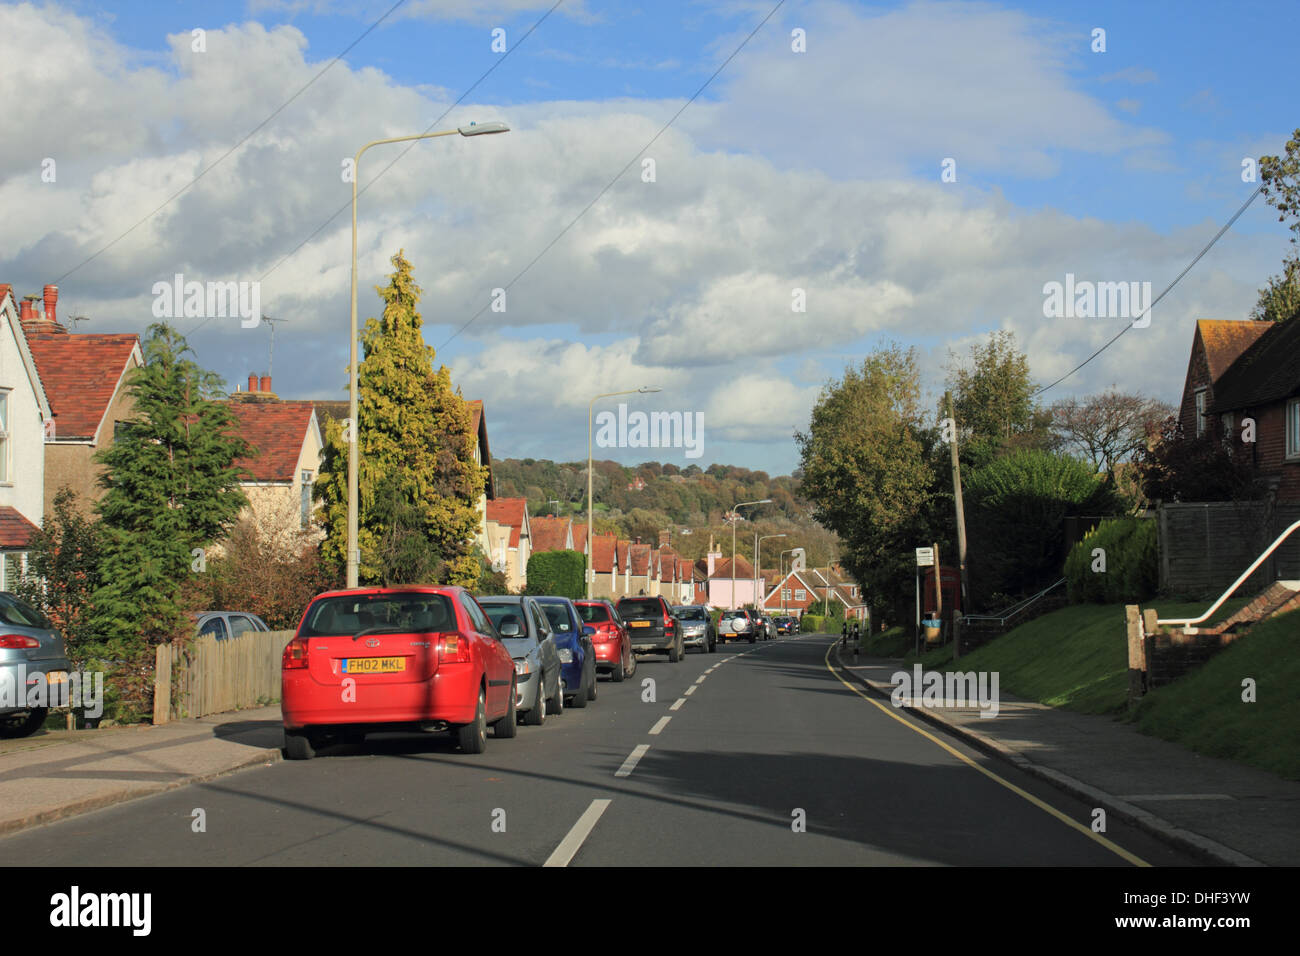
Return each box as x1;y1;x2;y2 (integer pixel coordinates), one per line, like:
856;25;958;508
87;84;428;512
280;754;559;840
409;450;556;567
17;285;142;517
1177;319;1271;440
0;285;53;587
227;378;324;548
763;565;866;619
627;542;653;595
677;558;697;604
529;515;574;554
696;536;762;608
1205;317;1300;500
588;532;620;599
485;497;530;591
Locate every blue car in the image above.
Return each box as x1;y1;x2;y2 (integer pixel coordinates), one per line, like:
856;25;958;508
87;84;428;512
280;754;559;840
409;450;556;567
532;596;598;708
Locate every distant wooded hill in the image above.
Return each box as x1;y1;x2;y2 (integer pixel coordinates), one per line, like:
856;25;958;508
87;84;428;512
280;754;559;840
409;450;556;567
493;458;841;567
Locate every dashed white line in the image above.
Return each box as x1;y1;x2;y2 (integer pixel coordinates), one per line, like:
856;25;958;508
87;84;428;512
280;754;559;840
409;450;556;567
614;744;650;778
694;675;707;684
684;685;697;696
669;697;686;711
543;798;612;868
649;716;672;735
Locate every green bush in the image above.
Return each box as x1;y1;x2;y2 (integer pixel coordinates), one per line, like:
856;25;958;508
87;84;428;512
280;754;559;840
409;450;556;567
524;550;585;599
802;614;825;633
1064;517;1157;603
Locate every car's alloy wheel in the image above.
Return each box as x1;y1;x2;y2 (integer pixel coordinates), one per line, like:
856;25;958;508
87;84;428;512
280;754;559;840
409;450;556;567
283;730;315;760
611;656;625;682
493;679;518;738
550;671;564;715
570;668;588;708
524;678;546;726
457;689;487;753
0;707;47;740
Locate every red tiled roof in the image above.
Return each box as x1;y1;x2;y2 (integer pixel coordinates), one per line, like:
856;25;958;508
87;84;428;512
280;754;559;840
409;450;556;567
629;543;651;576
227;401;317;482
591;533;617;572
1197;320;1271;382
677;558;693;581
709;555;754;579
25;333;139;441
486;497;527;550
0;507;39;549
530;515;571;553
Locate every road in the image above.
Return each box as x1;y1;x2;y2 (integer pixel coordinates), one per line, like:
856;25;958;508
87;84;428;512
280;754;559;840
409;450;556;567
0;635;1200;866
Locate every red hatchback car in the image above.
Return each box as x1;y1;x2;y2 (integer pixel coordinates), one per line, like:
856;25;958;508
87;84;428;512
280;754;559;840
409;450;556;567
574;599;636;682
281;586;517;759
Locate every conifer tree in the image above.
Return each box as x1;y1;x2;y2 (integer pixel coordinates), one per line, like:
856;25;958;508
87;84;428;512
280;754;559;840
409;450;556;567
316;251;487;585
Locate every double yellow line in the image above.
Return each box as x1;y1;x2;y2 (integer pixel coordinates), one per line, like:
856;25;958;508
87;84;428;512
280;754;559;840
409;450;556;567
822;641;1149;867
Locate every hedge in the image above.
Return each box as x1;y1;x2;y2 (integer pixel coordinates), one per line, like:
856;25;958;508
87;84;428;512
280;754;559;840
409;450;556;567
524;549;585;599
1064;517;1158;604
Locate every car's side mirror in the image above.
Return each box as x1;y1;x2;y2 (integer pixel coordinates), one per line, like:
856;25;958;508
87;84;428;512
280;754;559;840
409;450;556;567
498;619;522;637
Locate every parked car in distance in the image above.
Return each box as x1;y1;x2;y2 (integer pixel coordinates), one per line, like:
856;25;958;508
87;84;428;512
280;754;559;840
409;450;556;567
716;609;753;644
615;595;683;661
772;615;796;635
672;605;714;653
756;613;776;640
194;610;271;640
532;596;598;707
478;595;564;726
575;598;636;682
281;586;517;759
0;593;71;739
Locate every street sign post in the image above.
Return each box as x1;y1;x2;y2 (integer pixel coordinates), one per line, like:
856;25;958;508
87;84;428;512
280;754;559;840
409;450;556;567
915;547;934;567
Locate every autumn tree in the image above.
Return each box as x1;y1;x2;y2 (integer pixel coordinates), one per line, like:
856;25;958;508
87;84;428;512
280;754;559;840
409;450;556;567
945;330;1053;468
1050;389;1174;474
315;251;486;586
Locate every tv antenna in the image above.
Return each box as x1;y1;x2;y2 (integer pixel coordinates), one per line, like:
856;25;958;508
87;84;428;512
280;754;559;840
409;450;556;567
261;315;291;378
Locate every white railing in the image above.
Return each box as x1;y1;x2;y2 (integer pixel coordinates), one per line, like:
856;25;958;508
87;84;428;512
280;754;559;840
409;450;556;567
1156;517;1300;630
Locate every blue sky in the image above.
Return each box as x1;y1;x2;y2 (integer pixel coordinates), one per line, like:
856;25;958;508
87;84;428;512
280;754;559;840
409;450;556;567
4;0;1297;473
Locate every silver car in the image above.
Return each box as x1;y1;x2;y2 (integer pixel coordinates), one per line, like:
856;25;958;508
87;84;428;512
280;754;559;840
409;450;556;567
672;605;714;653
194;611;271;640
478;596;564;726
0;593;71;739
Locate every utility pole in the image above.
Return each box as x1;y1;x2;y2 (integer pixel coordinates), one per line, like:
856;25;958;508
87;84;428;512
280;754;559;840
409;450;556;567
945;391;971;657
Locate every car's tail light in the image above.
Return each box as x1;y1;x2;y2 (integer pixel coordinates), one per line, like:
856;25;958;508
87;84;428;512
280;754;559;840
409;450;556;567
663;611;674;633
282;636;309;669
437;632;472;663
592;623;615;643
0;634;40;648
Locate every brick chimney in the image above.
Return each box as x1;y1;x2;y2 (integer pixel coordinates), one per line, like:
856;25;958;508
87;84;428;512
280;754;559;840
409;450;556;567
43;285;57;326
259;375;271;394
19;297;36;322
248;373;258;392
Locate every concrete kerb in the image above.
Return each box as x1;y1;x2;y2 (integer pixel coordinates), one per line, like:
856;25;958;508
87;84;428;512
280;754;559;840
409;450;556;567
829;643;1265;868
0;746;281;838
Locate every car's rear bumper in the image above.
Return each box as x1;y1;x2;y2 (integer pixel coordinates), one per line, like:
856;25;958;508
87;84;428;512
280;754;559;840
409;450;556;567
0;659;73;715
282;666;482;729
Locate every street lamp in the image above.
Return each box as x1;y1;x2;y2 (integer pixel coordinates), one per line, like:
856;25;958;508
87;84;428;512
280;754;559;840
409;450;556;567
778;547;798;614
729;499;771;610
346;120;510;588
756;533;786;616
587;386;661;598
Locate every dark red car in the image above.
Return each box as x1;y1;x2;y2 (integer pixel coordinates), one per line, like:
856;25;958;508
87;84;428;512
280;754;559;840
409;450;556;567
281;586;517;759
574;599;636;682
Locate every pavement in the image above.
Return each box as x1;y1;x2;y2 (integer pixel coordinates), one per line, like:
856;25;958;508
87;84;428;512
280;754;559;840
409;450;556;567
0;706;282;838
831;641;1300;867
0;637;1293;867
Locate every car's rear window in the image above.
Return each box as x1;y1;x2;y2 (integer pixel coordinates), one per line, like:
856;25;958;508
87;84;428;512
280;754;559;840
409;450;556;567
538;602;574;632
0;593;51;629
616;598;662;617
299;593;455;637
676;607;707;620
576;603;610;623
481;602;531;638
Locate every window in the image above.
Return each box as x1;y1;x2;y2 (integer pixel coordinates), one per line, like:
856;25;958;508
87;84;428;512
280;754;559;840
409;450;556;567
460;595;493;635
0;390;9;483
1195;388;1207;437
795;589;807;601
781;588;791;600
1288;399;1300;459
198;617;229;640
1222;412;1234;444
300;471;314;530
228;615;258;638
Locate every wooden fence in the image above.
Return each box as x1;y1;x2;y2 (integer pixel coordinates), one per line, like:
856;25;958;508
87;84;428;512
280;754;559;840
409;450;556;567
1157;502;1300;599
153;630;294;724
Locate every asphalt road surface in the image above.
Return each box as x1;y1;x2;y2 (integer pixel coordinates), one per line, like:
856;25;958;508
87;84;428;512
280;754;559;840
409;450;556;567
0;635;1201;866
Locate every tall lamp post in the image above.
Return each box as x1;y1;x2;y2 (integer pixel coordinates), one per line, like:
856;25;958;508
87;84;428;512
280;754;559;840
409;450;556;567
756;533;786;617
729;499;771;610
587;387;661;598
778;547;798;614
346;121;510;588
